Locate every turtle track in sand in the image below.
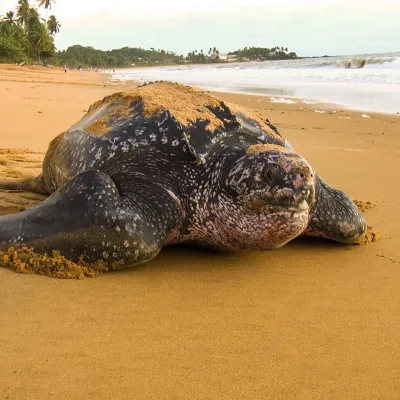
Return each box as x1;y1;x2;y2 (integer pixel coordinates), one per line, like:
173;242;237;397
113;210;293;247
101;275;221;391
0;148;45;215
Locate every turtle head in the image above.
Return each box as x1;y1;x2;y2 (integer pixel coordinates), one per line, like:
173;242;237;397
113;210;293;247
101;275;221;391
218;144;316;250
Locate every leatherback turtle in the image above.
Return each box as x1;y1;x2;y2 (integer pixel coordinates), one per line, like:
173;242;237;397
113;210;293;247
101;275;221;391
0;82;367;269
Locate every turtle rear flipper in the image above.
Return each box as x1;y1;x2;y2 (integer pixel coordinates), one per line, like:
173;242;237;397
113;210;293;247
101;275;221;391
0;170;184;267
303;175;367;244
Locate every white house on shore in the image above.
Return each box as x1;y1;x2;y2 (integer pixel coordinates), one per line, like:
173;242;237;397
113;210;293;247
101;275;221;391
208;53;237;62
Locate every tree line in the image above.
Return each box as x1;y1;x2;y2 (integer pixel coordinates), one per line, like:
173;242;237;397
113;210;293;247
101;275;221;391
57;45;298;69
0;2;297;67
57;45;186;68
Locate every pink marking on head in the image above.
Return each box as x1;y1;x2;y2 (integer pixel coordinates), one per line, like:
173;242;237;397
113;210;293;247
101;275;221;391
293;173;305;189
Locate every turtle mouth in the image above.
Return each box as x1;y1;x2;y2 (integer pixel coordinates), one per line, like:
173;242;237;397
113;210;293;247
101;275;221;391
267;199;309;212
244;187;315;214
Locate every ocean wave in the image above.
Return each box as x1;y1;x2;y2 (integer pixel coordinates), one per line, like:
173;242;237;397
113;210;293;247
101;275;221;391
306;57;399;69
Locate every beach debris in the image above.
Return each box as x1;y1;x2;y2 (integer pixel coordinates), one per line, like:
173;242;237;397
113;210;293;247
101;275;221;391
270;97;296;104
315;110;325;113
361;114;371;118
338;116;351;119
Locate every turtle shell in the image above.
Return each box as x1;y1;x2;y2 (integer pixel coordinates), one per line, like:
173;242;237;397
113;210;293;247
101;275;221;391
66;81;289;159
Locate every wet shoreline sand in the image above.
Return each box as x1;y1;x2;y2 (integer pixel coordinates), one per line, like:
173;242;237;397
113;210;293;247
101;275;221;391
1;65;400;399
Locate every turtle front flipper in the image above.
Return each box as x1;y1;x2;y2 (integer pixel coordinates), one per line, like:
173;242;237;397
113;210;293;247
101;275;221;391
303;175;367;244
0;170;184;268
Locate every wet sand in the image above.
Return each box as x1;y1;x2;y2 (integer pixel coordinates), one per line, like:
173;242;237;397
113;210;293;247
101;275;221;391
1;65;400;399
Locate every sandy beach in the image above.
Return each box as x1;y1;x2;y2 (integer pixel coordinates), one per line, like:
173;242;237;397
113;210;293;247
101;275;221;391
0;65;400;399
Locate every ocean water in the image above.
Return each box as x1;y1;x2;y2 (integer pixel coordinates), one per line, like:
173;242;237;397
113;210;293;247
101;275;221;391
111;52;400;114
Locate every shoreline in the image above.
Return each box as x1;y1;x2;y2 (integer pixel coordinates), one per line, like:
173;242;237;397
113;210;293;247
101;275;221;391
1;64;398;116
108;74;400;117
111;77;400;116
107;54;400;115
210;86;400;117
1;64;400;399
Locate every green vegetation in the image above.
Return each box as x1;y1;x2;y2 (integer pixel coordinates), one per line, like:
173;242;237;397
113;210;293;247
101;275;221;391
229;46;297;61
185;47;222;64
56;45;297;68
57;45;186;68
57;46;225;68
0;0;59;64
0;1;298;67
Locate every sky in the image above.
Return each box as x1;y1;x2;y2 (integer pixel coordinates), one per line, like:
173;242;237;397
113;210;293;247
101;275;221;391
1;0;399;56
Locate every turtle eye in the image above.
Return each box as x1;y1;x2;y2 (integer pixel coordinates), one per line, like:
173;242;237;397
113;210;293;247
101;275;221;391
263;165;277;185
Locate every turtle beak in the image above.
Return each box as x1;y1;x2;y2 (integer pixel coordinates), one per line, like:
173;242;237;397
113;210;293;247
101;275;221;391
292;181;315;208
263;162;316;209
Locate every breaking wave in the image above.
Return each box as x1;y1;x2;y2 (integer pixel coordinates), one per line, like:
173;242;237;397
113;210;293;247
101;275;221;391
310;57;399;69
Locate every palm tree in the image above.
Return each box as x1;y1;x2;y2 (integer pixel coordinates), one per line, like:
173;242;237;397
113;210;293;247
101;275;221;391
4;11;16;25
27;7;40;29
16;0;30;26
47;14;60;35
28;21;51;62
37;0;56;22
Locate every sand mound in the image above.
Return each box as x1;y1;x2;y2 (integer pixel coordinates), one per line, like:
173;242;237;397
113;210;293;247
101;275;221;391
354;199;374;212
359;226;380;244
0;246;108;279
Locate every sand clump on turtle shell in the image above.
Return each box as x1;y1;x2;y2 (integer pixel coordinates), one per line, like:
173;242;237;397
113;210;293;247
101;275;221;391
84;81;281;139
